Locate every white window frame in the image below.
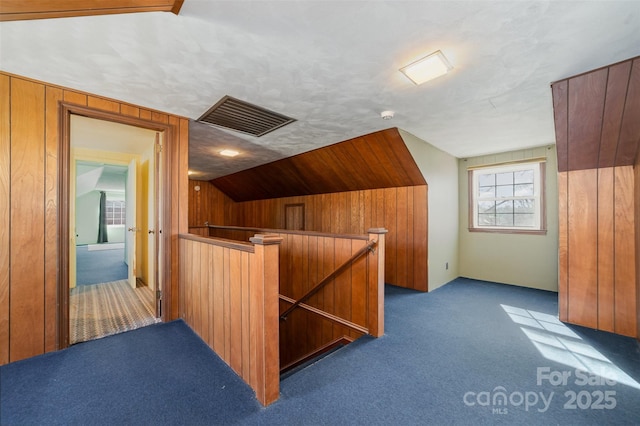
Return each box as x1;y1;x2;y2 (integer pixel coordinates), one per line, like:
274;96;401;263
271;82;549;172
468;160;546;235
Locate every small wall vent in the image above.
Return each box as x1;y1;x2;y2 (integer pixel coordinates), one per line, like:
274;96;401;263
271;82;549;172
197;95;296;137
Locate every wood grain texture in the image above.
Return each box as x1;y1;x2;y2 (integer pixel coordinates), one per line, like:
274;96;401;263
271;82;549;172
553;55;640;172
552;80;569;172
613;166;637;337
0;0;180;21
0;75;10;364
0;71;190;365
567;169;598;328
179;236;282;405
87;96;120;113
635;155;640;340
597;168;615;332
211;128;426;202
557;172;568;322
9;78;46;361
193;182;428;291
599;61;631;168
567;69;607;171
616;58;640;166
45;86;63;352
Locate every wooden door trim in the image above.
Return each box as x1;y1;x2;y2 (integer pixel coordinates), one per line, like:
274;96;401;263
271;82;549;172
58;102;172;349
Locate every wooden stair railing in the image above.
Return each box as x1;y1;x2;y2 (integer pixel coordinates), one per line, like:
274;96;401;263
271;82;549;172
279;238;378;321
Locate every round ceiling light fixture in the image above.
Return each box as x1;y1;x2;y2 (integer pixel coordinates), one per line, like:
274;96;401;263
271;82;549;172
381;110;394;120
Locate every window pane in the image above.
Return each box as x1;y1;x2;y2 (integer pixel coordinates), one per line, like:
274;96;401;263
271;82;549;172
478;186;495;198
496;214;513;226
496;185;513;198
478;173;495;186
515;169;534;184
515;214;535;227
496;200;513;213
478;214;495;226
514;183;534;196
514;199;535;213
478;201;495;213
496;172;513;185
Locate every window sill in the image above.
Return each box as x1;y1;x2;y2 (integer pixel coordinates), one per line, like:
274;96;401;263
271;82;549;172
468;227;547;236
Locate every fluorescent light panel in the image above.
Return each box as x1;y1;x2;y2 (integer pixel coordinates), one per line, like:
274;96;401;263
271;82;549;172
400;50;453;85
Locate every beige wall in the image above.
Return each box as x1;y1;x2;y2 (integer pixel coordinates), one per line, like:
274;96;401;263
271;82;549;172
400;130;459;291
458;146;559;291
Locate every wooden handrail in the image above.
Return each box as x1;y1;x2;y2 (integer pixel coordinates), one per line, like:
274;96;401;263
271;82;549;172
278;295;369;334
279;239;377;320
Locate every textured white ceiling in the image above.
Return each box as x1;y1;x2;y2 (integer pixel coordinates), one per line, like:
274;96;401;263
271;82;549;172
1;1;640;180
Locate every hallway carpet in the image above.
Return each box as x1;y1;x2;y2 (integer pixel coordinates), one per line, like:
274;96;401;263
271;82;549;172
70;279;159;344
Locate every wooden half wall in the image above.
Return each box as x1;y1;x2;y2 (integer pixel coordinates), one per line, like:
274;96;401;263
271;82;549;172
0;72;189;364
552;56;640;338
189;180;428;291
178;233;281;406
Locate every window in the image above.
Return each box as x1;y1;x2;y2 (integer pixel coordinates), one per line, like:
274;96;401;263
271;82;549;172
106;200;126;226
469;161;546;234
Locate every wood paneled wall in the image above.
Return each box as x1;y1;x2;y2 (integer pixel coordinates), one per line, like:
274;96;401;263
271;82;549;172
178;233;281;406
553;56;640;339
0;72;189;364
210;128;426;202
188;179;237;227
189;180;427;291
277;230;385;368
552;56;640;172
558;167;636;337
203;226;386;370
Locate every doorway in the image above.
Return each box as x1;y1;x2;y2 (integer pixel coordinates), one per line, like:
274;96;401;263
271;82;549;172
66;114;163;344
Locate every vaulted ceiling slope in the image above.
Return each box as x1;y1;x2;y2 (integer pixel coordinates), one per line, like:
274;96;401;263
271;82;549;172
552;55;640;172
211;128;426;202
0;0;184;21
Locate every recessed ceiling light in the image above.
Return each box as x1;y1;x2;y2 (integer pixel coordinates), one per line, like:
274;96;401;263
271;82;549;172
400;50;453;85
188;170;195;175
220;149;240;157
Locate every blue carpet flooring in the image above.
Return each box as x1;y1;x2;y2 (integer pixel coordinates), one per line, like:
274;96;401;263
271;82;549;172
2;278;639;425
76;245;128;286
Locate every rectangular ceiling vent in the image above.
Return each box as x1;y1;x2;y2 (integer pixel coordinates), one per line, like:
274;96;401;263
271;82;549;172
197;95;296;137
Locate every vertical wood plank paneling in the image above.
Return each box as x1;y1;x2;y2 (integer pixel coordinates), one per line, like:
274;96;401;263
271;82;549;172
567;169;598;328
350;239;367;329
396;187;408;288
200;243;210;346
229;249;243;374
567;69;607;171
139;109;152;121
223;248;232;362
406;187;415;288
44;86;63;352
613;166;637;337
62;90;87;106
10;78;46;361
241;251;251;379
599;61;632;168
636;157;640;341
597;168;615;332
413;185;428;291
87;96;120;113
213;245;224;355
322;236;335;342
616;59;640;165
0;75;10;364
192;242;202;337
384;188;397;285
557;172;569;322
552;80;569;172
120;104;140;118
